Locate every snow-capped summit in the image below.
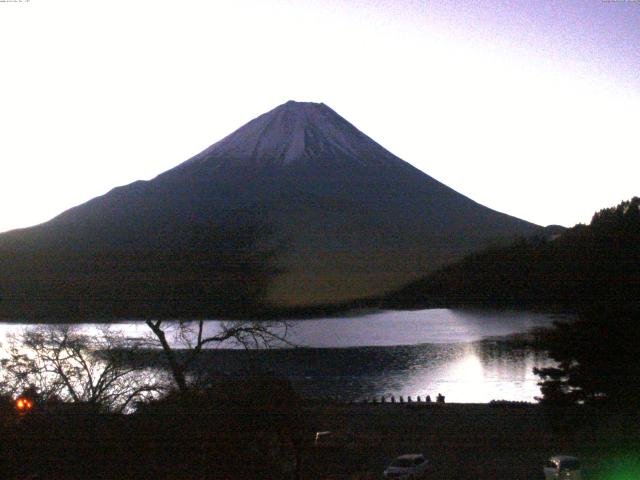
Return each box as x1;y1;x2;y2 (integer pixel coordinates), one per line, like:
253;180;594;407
178;100;403;171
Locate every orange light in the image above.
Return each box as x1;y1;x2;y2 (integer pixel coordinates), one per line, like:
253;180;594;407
15;397;33;412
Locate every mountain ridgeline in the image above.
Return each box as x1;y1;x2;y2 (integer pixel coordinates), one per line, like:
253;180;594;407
387;197;640;313
0;101;542;320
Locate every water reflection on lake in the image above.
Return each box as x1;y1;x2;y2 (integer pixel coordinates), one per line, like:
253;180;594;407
202;340;554;403
0;309;561;403
279;308;556;347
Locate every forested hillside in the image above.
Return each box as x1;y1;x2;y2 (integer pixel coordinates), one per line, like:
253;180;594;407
388;197;639;313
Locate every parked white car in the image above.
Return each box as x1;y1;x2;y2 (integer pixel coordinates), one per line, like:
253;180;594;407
543;455;582;480
383;453;430;479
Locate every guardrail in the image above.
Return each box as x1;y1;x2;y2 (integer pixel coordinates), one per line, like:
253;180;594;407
306;394;447;405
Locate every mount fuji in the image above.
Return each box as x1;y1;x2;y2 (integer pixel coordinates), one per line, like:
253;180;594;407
0;101;541;319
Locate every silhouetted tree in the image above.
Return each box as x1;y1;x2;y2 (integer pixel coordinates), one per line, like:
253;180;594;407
534;307;640;409
0;325;162;412
144;319;292;392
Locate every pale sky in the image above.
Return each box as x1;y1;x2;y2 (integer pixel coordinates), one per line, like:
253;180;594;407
1;0;638;233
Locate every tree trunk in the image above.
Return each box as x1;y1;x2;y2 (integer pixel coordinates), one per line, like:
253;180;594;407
145;321;188;392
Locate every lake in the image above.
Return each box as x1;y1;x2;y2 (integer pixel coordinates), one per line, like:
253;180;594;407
0;309;562;403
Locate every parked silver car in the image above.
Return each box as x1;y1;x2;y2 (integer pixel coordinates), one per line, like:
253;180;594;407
543;455;582;480
383;453;430;479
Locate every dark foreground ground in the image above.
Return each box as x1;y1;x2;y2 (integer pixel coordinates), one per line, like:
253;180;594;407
306;402;638;480
1;401;637;479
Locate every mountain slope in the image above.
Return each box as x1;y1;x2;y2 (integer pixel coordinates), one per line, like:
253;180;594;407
0;101;542;319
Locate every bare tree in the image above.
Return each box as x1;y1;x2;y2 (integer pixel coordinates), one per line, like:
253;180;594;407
144;319;292;392
0;325;163;412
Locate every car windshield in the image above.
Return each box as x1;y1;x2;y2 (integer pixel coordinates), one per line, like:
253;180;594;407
391;458;414;468
560;459;580;470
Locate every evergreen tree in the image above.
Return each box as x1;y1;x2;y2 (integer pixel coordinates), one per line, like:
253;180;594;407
534;307;640;408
